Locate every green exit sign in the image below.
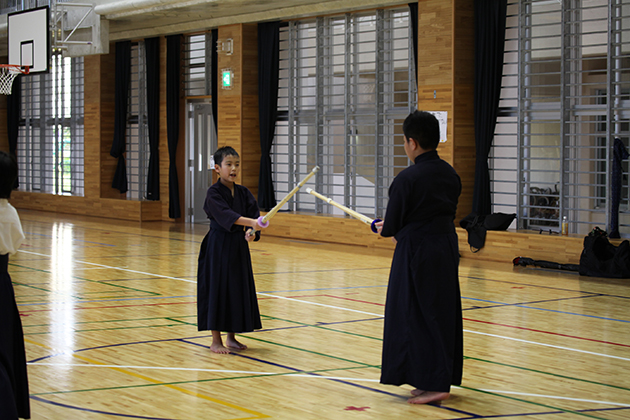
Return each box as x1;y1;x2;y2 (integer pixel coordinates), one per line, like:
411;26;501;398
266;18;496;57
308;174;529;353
221;69;233;89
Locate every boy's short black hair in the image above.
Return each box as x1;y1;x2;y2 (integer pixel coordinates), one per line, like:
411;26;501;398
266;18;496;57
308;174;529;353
402;111;440;150
213;146;239;166
0;151;17;199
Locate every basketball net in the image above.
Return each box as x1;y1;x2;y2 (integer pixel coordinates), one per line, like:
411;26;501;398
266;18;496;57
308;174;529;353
0;65;28;95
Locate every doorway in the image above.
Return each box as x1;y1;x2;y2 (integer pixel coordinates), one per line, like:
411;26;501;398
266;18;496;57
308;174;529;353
186;101;217;223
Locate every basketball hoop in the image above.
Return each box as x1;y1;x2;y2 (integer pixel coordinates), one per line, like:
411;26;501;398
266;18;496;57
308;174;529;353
0;65;29;95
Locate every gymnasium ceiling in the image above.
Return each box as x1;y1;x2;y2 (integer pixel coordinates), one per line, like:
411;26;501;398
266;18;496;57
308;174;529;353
0;0;405;57
94;0;405;41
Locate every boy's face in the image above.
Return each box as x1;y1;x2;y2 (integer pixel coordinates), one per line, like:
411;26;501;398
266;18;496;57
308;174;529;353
215;154;240;184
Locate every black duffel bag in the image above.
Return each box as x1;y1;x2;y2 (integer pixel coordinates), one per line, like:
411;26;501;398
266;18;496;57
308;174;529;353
579;228;630;278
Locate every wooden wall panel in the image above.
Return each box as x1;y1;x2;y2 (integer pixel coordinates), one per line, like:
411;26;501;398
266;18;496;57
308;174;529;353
10;43;166;222
452;0;475;221
262;212;588;265
10;192;162;221
417;0;475;222
217;24;260;195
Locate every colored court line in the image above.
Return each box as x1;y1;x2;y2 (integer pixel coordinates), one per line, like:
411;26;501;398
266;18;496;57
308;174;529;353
24;338;269;419
454;385;612;420
18;294;196;307
464;317;630;348
255;266;390;276
21;219;203;244
464;274;630;300
463;295;630;323
30;396;173;420
28;362;630;408
23;231;117;247
20;300;195;314
258;284;388;293
25;322;625;418
468;330;630;361
18;249;197;283
256;292;383;316
285;293;385;306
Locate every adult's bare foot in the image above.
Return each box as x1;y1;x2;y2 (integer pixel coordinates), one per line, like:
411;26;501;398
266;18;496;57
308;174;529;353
407;391;449;405
210;343;231;354
410;389;425;397
225;337;247;350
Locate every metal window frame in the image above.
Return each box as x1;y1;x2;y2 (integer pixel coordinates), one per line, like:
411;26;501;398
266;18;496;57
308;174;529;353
17;54;84;196
274;6;416;218
493;0;630;236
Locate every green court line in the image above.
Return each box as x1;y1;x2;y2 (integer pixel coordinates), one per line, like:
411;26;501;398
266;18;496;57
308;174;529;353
8;263;161;297
457;385;611;420
263;315;382;341
463;356;630;393
30;365;375;396
23;316;195;328
240;335;375;367
24;323;188;336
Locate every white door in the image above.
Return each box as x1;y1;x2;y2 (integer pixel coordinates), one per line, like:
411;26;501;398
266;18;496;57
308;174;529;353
186;102;217;223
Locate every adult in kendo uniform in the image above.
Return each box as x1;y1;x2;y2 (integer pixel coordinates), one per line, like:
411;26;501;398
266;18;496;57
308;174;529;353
375;111;463;405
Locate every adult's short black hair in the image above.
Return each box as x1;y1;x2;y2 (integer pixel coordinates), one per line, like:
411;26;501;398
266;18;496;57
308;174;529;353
0;150;18;199
213;146;239;166
402;110;440;150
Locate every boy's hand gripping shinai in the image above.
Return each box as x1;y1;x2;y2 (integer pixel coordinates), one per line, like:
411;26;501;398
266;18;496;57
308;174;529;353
248;166;320;237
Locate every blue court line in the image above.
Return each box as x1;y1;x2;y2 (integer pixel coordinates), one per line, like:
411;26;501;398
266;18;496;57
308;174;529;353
30;395;175;419
17;284;630;325
464;275;630;300
21;218;203;244
17;294;196;307
182;339;482;418
463;294;602;311
255;266;390;276
24;231;116;247
462;296;630;323
27;316;382;363
448;406;630;419
258;284;387;293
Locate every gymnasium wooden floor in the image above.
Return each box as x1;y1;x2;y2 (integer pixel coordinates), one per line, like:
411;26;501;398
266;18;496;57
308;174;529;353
8;210;630;419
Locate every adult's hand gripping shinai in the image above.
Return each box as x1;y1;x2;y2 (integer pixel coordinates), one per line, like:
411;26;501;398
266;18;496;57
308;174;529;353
306;188;382;233
248;166;320;236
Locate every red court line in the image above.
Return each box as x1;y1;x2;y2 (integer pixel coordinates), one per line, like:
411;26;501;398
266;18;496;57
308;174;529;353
286;294;385;306
283;294;630;348
20;301;195;313
464;317;630;348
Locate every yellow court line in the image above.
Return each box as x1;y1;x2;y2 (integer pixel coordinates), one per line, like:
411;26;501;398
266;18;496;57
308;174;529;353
24;338;270;419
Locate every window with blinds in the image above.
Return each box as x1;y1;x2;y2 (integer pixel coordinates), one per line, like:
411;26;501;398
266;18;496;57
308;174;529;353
274;7;417;218
491;0;630;236
18;54;84;196
183;32;214;97
126;41;149;200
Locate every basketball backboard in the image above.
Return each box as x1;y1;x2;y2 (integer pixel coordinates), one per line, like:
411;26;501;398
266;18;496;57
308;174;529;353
8;6;50;74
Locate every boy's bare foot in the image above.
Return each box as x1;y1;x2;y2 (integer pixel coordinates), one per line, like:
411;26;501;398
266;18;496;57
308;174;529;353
210;343;231;354
410;389;425;397
225;337;247;350
407;391;449;405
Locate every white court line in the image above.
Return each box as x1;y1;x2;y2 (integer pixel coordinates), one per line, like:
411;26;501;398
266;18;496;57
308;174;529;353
18;250;197;283
18;250;628;362
28;362;380;382
467;330;630;362
474;388;630;407
27;363;630;407
257;292;383;317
